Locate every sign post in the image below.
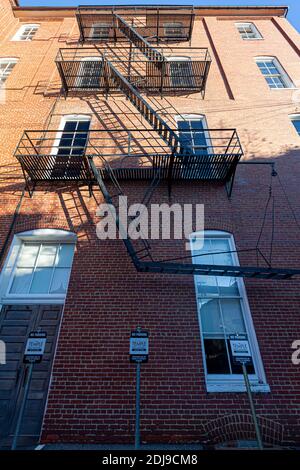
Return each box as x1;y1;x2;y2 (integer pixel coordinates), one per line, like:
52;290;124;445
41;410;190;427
229;334;263;450
11;331;47;450
130;328;149;450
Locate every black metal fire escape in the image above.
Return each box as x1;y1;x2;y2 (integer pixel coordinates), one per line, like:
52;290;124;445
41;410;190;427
15;6;300;280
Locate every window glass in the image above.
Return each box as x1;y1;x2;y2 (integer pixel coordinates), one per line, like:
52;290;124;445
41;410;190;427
177;118;209;155
291;117;300;136
192;234;256;376
8;242;75;296
256;58;292;89
236;23;262;40
13;24;39;41
0;59;17;86
164;22;184;37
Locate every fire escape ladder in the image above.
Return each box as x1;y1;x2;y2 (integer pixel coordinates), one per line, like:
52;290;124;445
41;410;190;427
113;13;164;62
103;58;186;157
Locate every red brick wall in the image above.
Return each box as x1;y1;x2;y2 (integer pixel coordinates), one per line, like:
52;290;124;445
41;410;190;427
0;1;300;446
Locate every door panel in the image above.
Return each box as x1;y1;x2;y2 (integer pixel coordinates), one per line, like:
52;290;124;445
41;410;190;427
0;304;63;448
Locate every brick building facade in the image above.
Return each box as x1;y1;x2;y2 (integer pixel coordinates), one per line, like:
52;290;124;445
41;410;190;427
0;0;300;449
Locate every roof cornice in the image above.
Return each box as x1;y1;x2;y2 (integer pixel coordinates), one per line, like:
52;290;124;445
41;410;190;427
12;5;288;19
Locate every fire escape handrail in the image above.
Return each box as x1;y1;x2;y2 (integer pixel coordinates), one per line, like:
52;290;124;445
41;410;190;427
113;13;164;62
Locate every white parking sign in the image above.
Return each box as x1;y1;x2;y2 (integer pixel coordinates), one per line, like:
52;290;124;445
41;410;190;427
130;330;149;363
24;331;47;364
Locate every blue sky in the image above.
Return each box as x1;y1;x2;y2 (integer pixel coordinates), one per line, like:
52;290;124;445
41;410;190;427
19;1;300;33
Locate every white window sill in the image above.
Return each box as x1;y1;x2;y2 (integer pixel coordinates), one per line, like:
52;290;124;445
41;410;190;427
206;382;270;393
1;296;65;305
270;87;297;91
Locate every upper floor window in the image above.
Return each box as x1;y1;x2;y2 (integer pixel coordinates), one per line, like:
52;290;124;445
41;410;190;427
255;57;294;89
163;22;184;38
236;22;262;40
77;57;103;88
290;114;300;136
90;23;110;39
12;24;39;41
177;115;210;155
190;231;269;392
0;58;17;86
166;56;194;88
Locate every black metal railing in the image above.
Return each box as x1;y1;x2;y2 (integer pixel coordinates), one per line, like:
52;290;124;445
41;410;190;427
76;5;195;43
56;47;211;94
15;128;243;184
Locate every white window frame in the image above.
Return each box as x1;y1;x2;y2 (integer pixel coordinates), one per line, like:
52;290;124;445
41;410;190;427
90;23;111;39
163;22;184;38
76;56;103;88
255;56;295;90
165;56;194;88
175;114;212;155
0;58;18;86
235;22;263;40
12;24;39;41
190;230;270;393
290;114;300;136
51;114;91;156
0;230;76;306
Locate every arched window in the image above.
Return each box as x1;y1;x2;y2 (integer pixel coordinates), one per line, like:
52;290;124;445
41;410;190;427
176;114;211;156
235;22;262;40
255;56;295;89
190;230;269;392
290;114;300;136
165;56;193;88
90;23;111;39
12;24;39;41
0;229;76;303
163;22;184;38
76;56;103;88
0;58;18;86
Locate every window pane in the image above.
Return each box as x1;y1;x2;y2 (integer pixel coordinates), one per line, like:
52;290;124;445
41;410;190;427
10;268;33;294
198;275;218;296
204;339;230;374
56;244;74;267
37;245;57;267
29;268;52;293
221;298;246;335
18;244;39;267
292;119;300;135
200;299;223;335
50;268;70;294
218;276;239;296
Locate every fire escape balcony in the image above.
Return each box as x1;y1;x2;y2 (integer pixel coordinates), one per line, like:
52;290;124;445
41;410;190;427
76;5;195;43
56;46;211;95
15;128;243;192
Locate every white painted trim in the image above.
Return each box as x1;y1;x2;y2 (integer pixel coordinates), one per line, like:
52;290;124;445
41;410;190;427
289;113;300;120
255;56;296;89
0;229;77;305
235;22;263;40
207;383;270;393
175;114;212;154
51;114;91;157
11;24;39;41
190;230;269;393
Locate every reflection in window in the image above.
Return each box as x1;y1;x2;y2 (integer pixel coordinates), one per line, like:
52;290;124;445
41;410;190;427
164;22;184;38
9;242;75;296
256;57;294;89
191;234;255;376
236;23;262;40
